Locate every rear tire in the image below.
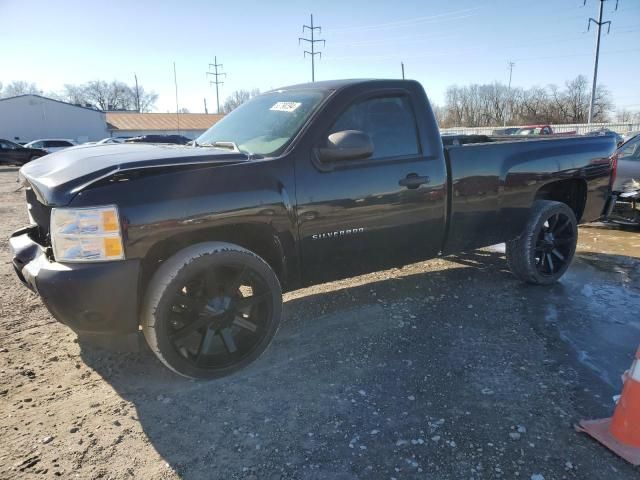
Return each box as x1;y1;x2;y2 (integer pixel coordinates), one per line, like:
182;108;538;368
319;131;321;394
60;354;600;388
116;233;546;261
506;200;578;285
142;242;282;379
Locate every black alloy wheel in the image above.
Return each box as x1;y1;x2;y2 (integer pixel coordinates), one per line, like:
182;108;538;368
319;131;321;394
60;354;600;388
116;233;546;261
143;242;282;379
533;212;575;277
506;200;578;285
167;264;271;367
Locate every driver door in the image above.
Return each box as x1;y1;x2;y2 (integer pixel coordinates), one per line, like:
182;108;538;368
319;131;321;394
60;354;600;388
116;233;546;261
295;92;446;285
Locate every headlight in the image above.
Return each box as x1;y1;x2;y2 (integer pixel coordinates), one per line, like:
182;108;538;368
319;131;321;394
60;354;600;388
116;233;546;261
50;205;124;262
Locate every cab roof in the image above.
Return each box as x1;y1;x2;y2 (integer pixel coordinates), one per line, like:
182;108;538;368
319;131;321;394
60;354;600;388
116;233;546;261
269;78;418;93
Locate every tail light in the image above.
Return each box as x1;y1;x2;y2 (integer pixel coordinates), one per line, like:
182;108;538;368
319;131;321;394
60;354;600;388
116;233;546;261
610;152;618;189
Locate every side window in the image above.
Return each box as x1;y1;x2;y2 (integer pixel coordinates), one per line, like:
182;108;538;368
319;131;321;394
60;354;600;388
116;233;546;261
329;96;419;159
31;141;43;148
542;127;551;135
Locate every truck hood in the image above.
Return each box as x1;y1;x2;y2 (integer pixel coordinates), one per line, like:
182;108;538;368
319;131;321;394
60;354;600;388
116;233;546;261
19;143;248;206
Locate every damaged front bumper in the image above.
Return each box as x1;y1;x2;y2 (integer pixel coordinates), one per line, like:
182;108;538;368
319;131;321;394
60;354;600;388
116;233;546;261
10;226;141;336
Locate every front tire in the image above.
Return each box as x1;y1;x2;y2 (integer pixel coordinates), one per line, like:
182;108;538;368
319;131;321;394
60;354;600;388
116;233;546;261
506;200;578;285
142;242;282;379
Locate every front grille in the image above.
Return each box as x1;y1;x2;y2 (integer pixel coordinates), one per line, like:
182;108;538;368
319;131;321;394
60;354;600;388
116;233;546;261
25;188;52;246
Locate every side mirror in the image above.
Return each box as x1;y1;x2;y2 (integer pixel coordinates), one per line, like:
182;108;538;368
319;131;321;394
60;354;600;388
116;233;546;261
317;130;373;163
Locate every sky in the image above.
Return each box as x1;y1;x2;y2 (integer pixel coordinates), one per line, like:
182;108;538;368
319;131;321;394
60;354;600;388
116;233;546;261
1;0;639;115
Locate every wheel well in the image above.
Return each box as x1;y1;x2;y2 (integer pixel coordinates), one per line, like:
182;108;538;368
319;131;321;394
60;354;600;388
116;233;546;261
139;225;286;301
534;179;587;222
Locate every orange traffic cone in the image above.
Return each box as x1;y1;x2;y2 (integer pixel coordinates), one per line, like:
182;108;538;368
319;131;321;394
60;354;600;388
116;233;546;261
578;346;640;465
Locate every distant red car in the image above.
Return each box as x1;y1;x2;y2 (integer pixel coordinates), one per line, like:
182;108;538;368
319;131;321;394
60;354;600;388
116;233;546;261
516;125;576;136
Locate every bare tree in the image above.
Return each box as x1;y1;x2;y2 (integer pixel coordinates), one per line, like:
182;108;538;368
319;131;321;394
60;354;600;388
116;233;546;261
60;84;90;105
222;89;260;114
432;104;445;127
135;85;158;113
616;109;633;122
55;80;158;111
591;84;612;123
440;75;613;128
1;80;41;97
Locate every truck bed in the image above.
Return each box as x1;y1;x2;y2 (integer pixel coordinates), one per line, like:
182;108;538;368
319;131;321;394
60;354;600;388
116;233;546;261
441;134;616;254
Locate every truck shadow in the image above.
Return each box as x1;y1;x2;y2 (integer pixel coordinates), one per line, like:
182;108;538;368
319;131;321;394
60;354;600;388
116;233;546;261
77;248;640;478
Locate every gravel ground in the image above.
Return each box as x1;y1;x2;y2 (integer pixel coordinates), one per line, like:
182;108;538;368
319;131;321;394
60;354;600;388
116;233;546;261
0;167;639;479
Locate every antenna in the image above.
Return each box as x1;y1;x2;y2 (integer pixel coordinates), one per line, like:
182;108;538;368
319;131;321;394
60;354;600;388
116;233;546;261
173;62;180;134
299;14;325;82
504;61;515;127
134;73;140;112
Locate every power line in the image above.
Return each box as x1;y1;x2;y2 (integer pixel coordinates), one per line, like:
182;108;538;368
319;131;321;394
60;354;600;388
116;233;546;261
299;14;325;82
585;0;618;123
328;7;480;33
206;56;226;114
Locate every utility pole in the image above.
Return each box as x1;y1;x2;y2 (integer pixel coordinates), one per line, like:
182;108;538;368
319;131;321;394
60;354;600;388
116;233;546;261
586;0;617;124
204;98;208;114
299;14;325;82
134;74;140;112
173;62;180;135
504;61;515;127
206;56;226;114
401;62;405;80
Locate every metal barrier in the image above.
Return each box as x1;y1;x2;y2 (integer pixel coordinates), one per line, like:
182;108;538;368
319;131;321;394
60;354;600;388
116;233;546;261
441;122;640;136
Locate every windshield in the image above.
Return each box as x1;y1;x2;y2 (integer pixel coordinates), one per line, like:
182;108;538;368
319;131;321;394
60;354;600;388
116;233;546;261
196;89;326;156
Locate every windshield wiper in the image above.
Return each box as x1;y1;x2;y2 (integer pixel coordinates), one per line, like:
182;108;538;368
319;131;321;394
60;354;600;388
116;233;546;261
197;141;262;159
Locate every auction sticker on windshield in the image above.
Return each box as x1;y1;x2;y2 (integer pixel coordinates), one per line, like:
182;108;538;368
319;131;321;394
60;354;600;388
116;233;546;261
270;102;302;112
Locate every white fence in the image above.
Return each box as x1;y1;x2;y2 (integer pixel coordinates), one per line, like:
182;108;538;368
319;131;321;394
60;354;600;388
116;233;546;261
440;122;640;136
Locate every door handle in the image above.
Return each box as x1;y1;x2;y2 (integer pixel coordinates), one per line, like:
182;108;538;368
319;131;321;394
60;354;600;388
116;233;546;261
399;173;430;189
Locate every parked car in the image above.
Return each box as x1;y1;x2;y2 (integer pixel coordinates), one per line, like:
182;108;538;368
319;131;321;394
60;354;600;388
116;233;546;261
516;125;577;136
11;79;616;379
125;134;191;145
604;132;640;226
24;139;76;154
613;133;640;193
0;139;47;166
585;128;624;147
83;137;130;146
492;127;520;135
622;130;640;143
97;137;131;144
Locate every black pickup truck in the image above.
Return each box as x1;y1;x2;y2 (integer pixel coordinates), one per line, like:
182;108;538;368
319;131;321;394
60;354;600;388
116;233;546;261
10;79;616;379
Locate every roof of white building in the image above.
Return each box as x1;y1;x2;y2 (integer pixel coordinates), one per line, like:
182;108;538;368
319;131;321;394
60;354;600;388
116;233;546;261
106;112;223;132
0;94;101;112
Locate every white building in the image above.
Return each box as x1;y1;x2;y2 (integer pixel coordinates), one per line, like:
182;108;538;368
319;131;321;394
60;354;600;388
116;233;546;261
0;94;108;143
